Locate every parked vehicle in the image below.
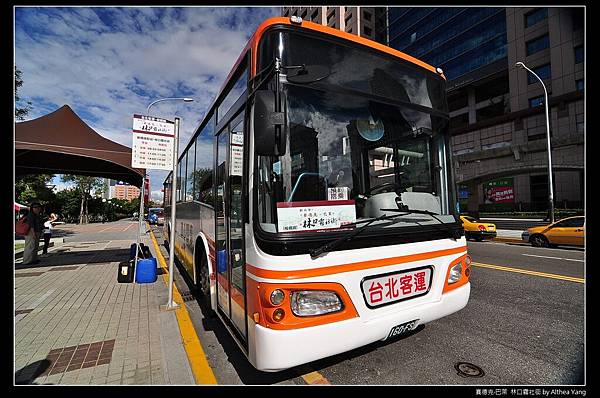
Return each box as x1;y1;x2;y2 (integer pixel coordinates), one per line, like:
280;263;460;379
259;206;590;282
521;216;585;247
460;216;497;241
148;207;164;225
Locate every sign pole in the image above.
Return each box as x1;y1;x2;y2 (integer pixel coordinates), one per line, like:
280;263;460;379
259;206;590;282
133;171;145;284
131;110;181;308
166;117;180;310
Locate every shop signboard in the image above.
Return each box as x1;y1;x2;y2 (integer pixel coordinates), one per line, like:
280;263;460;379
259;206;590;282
483;178;514;204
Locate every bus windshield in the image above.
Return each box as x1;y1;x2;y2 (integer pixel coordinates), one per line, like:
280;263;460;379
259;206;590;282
256;30;456;236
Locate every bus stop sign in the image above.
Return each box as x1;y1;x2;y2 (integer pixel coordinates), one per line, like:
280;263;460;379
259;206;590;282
132;114;175;170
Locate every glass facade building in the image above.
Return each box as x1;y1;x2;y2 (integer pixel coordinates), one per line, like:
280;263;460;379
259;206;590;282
384;7;584;215
387;7;507;81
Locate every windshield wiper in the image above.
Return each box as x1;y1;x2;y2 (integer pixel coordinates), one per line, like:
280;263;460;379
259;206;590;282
309;212;412;259
379;208;462;240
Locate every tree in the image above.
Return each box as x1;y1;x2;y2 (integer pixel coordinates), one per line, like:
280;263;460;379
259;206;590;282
60;175;105;224
15;66;33;121
16;174;56;206
54;188;82;223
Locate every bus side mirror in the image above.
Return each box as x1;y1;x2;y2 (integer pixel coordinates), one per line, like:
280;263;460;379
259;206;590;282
253;90;287;156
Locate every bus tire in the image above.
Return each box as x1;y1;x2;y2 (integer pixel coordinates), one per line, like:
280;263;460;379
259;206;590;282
196;246;215;319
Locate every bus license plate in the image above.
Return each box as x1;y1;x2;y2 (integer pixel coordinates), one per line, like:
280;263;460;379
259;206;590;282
386;319;419;340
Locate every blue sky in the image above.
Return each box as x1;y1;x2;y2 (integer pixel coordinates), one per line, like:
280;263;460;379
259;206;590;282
15;6;279;201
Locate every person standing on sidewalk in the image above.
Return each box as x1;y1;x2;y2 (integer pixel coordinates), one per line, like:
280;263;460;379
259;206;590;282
22;202;44;265
42;212;58;255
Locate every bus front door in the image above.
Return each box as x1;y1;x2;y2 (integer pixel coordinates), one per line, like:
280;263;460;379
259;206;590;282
216;114;247;343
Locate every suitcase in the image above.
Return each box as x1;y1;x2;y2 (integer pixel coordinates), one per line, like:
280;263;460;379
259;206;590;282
141;244;152;259
135;258;158;284
129;243;150;259
117;260;135;283
129;243;138;260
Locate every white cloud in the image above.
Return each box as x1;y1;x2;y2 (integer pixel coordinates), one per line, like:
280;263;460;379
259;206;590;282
150;190;164;203
16;6;278;194
52;181;74;192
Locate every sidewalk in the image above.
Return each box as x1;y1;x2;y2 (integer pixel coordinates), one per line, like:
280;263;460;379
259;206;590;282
14;221;196;385
14;238;64;259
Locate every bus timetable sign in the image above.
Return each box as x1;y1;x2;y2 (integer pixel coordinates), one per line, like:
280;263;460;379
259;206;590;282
132;114;175;170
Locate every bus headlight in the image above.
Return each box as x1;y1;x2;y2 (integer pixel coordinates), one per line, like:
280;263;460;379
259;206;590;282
290;290;343;316
447;262;463;285
270;289;285;306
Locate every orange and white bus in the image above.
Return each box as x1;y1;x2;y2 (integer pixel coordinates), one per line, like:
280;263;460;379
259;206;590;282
163;16;471;372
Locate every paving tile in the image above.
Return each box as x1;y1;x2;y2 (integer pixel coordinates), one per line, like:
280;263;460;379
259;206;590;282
97;358;111;366
48;266;80;272
90;377;108;385
81;361;97;369
49;365;67;375
15;233;184;386
15;272;45;278
44;374;64;384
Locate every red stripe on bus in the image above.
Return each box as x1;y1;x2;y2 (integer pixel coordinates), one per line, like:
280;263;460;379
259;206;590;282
246;246;467;280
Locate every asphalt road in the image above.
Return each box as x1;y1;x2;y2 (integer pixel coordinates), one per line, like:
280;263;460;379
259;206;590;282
151;225;585;386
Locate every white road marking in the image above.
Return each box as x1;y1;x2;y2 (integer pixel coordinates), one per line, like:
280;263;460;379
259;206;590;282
471;240;585;254
522;254;584;262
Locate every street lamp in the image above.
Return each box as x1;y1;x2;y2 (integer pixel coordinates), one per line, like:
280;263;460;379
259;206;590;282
147;97;194;115
515;61;554;223
145;97;194;310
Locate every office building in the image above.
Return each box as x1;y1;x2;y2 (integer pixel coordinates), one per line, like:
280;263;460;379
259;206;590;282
108;179;140;202
385;7;584;214
281;6;387;42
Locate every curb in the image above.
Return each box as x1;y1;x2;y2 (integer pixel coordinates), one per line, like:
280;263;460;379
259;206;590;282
14;242;54;259
148;227;218;385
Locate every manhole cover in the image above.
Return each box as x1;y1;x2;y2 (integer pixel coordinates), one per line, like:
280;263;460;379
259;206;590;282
454;362;485;378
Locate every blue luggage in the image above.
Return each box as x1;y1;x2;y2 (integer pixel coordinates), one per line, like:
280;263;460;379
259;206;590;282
135;258;158;283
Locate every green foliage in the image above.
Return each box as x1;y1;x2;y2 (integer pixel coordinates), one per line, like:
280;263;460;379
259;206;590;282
15;174;55;206
60;175;105;196
15;66;32;121
101;198;137;221
54;188;82;222
60;175;106;223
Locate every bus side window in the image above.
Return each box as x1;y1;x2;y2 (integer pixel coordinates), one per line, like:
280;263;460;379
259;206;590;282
199;174;214;206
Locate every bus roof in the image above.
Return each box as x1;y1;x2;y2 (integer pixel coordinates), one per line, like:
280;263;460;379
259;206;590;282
216;17;445;102
165;16;446;182
248;17;445;80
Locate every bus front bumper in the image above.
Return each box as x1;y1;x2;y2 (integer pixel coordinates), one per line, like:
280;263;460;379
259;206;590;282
251;282;470;372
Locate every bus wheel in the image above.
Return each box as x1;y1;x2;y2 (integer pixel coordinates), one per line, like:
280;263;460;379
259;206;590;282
197;253;215;318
